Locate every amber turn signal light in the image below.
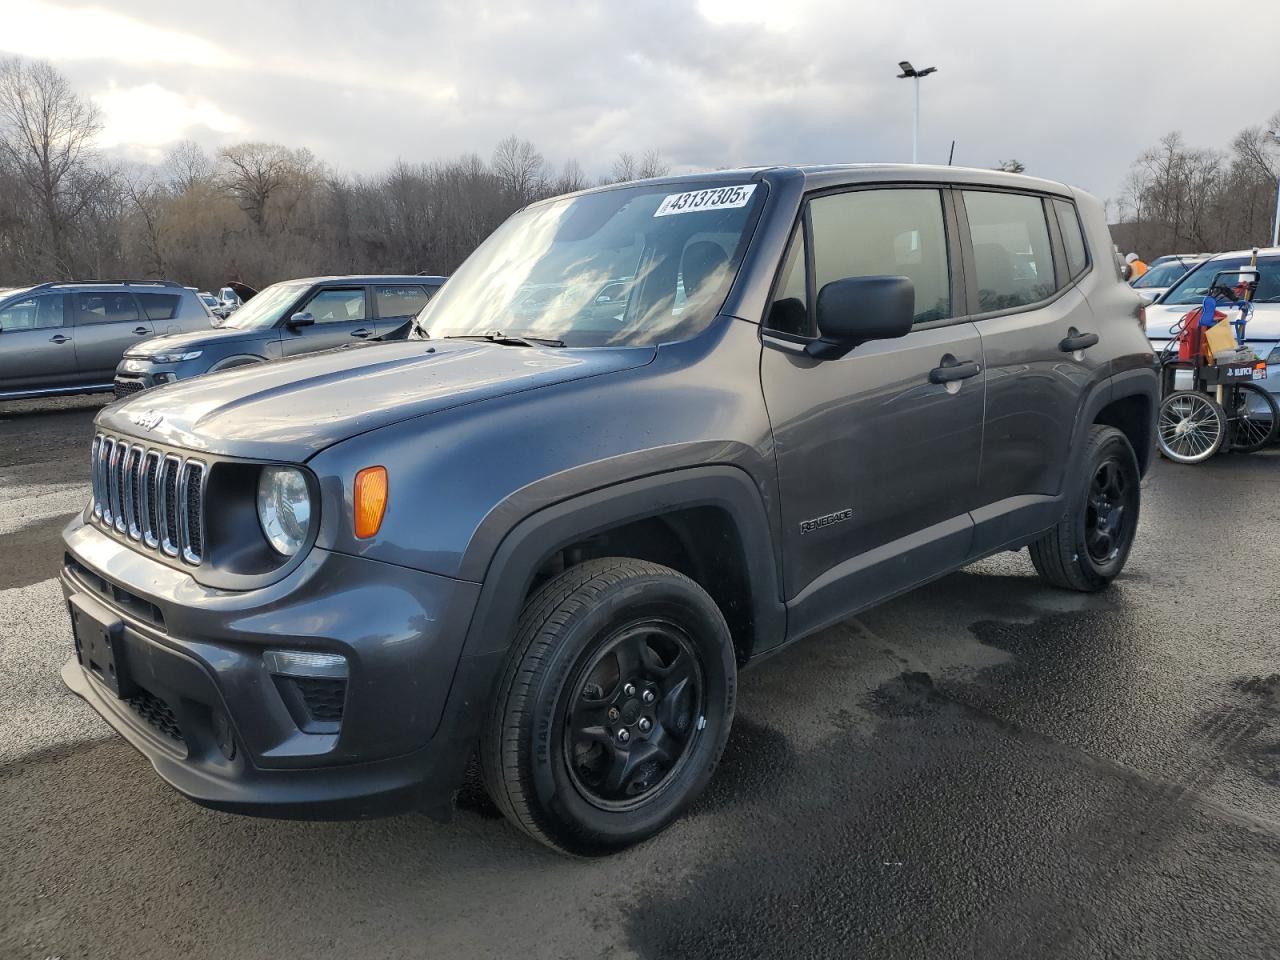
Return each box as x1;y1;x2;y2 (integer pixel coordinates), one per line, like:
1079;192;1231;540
353;466;388;539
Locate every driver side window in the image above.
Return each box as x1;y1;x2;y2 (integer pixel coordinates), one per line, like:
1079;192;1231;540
0;293;66;332
303;288;366;324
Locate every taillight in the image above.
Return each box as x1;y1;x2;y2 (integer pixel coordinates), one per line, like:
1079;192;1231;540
1137;303;1147;331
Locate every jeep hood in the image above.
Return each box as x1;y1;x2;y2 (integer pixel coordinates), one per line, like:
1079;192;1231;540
125;327;269;357
100;339;654;460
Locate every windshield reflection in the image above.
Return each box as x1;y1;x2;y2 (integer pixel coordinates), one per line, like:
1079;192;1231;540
415;182;764;348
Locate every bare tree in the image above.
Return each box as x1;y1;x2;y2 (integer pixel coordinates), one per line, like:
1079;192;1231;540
0;57;104;275
163;139;214;194
635;149;670;179
219;142;295;233
606;149;670;184
553;158;588;194
995;159;1026;174
492;135;547;203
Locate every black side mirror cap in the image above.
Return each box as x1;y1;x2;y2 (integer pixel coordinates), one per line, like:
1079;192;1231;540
287;312;315;329
806;275;914;359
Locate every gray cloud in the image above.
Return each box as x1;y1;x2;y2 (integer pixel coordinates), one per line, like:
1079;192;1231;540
14;0;1280;203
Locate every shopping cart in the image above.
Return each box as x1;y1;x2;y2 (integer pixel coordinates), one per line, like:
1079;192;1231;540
1156;261;1279;463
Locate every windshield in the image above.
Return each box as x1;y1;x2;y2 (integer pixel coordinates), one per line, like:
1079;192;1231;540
223;281;308;330
415;181;765;347
1162;256;1280;305
1134;259;1194;289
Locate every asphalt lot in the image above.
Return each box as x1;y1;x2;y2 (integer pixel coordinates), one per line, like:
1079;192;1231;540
1;395;1278;960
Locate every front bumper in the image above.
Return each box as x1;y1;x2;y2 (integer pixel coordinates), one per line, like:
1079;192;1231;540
113;360;182;398
60;514;493;818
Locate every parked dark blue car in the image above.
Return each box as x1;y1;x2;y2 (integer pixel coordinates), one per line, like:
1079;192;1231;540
113;275;445;398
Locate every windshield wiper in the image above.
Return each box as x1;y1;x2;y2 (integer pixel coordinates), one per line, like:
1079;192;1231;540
442;331;565;348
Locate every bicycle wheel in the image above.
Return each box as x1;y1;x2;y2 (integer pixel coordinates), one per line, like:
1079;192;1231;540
1157;391;1227;463
1226;382;1279;453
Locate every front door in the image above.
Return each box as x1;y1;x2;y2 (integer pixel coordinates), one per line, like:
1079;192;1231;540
280;286;373;356
0;292;77;395
72;291;153;384
760;186;985;638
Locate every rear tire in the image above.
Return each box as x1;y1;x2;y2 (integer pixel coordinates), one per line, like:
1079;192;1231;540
1030;425;1140;592
480;558;736;856
1225;383;1279;453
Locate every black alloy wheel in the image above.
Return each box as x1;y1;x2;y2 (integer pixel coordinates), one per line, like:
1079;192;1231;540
564;618;704;810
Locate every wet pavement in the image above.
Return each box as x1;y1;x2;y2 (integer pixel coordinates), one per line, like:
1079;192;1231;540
1;395;1277;960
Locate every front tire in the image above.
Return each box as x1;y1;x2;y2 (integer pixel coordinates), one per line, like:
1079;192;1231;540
480;558;736;856
1030;425;1141;592
1157;390;1226;463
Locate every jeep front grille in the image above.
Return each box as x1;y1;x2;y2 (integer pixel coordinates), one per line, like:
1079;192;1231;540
90;434;206;565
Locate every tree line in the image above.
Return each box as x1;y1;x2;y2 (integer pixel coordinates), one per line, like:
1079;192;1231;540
1111;110;1280;258
0;57;670;292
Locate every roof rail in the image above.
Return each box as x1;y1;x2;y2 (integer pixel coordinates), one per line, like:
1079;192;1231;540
24;279;185;293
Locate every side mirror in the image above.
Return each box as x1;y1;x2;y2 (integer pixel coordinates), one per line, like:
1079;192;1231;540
1213;267;1260;288
287;312;315;330
807;275;914;359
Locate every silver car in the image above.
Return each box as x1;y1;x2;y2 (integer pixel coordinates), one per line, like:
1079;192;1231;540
0;280;215;400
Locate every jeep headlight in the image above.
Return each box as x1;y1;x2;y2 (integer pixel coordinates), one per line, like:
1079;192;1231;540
148;350;202;363
257;466;311;556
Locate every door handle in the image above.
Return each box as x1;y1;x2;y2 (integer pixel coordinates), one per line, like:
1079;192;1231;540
928;357;982;384
350;328;372;339
49;334;71;344
132;326;149;336
1059;329;1099;352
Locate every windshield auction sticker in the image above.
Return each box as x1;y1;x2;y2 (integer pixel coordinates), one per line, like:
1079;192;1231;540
653;184;756;217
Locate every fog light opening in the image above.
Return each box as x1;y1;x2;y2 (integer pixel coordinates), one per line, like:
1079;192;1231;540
263;649;348;735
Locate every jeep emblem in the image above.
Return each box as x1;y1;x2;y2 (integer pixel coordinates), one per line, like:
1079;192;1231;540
130;410;164;430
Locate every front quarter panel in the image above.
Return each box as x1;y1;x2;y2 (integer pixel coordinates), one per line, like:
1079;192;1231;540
305;316;780;584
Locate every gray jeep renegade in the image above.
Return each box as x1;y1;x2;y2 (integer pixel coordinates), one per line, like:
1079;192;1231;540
60;165;1158;855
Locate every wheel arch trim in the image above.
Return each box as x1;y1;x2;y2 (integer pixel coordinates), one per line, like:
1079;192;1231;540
458;464;786;662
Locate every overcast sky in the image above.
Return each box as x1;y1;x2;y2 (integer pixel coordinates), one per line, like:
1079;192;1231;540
3;0;1278;205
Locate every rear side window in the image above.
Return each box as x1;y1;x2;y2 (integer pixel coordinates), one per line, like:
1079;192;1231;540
304;288;366;323
76;292;140;324
1052;199;1089;279
136;293;181;321
766;224;811;336
962;191;1056;311
374;285;431;318
0;293;65;331
809;188;951;324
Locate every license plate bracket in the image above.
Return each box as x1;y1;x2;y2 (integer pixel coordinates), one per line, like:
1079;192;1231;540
69;593;137;699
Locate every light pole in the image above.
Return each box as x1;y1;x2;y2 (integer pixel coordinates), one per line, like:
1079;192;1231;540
897;61;937;164
1268;130;1280;248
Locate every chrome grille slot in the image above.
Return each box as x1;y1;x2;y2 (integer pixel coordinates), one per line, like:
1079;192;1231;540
111;441;127;533
89;434;208;566
180;462;206;565
159;454;182;557
101;438;118;526
141;451;161;549
90;435;103;518
123;445;143;540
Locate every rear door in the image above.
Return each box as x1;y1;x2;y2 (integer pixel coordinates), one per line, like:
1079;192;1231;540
71;291;154;384
280;286;372;357
0;292;76;394
958;189;1106;554
372;283;435;336
760;186;985;635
